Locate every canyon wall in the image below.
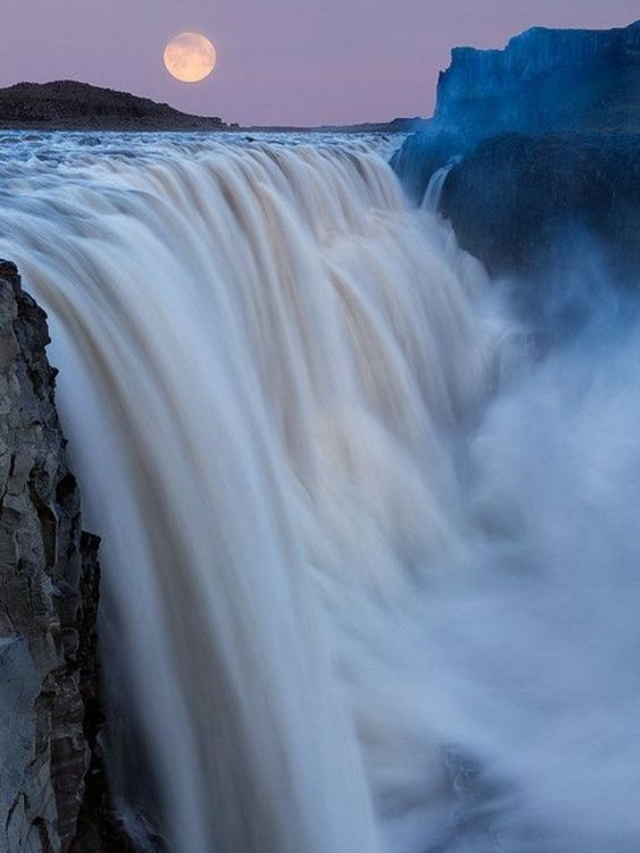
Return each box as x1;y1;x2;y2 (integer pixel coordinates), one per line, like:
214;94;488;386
438;132;640;275
435;21;640;136
392;21;640;204
0;261;124;853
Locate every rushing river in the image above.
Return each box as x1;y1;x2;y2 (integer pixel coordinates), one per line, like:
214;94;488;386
0;131;639;853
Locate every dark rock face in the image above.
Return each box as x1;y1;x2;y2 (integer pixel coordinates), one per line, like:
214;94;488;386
439;133;640;279
435;21;640;138
0;80;227;131
0;261;129;852
390;131;465;205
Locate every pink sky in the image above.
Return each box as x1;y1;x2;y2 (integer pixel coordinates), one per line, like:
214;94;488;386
2;0;638;126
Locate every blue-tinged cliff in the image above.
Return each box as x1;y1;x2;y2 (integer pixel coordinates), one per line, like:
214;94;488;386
392;21;640;204
392;20;640;289
435;21;640;136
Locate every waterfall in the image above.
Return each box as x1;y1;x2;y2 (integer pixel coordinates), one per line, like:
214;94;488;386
421;164;452;213
0;132;639;853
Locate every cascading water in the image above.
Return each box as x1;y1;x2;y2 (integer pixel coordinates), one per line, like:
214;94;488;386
0;132;639;853
421;164;452;213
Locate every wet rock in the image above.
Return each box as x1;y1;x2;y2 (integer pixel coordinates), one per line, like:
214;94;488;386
0;261;130;852
440;132;640;280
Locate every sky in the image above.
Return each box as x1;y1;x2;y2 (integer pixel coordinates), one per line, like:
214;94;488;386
2;0;638;127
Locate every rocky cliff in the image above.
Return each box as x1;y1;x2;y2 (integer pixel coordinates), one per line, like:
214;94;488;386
392;21;640;202
439;133;640;282
0;261;127;852
435;20;640;137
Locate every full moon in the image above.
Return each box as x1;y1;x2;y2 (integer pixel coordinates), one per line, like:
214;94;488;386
163;33;217;83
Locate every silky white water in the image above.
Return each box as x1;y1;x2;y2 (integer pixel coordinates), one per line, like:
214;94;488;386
0;132;639;853
421;164;452;213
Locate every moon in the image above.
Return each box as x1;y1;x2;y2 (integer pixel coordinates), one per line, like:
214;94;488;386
163;33;217;83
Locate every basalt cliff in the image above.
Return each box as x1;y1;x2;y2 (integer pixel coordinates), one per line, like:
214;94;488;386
0;261;127;853
435;20;640;138
393;21;640;284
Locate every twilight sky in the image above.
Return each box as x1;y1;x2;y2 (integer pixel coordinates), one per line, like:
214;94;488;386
2;0;638;126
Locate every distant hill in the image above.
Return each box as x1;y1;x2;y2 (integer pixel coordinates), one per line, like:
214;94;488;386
239;117;425;135
0;80;422;134
311;117;425;134
0;80;229;130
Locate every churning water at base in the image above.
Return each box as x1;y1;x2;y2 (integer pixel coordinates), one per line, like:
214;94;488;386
0;132;639;853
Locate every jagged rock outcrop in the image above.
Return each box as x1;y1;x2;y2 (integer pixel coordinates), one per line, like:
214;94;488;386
0;261;127;852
